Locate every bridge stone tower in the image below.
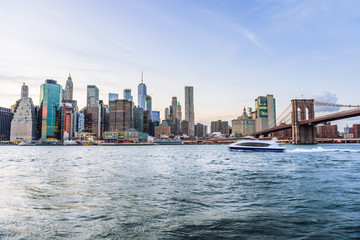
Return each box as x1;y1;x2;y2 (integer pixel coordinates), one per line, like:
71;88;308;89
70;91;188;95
291;99;317;144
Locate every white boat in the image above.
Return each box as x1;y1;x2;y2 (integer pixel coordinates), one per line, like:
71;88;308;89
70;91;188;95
228;137;285;152
63;140;78;145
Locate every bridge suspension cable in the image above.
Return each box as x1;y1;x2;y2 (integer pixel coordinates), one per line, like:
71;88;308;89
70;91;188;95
278;112;292;125
267;103;292;128
314;101;360;108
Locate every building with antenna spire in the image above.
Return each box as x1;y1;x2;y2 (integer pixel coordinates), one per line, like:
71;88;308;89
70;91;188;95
64;73;73;101
138;70;147;109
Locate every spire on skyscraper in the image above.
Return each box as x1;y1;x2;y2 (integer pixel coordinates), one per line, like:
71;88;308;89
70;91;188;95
141;69;144;84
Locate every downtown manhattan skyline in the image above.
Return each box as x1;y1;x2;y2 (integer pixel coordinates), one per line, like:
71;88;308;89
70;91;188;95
1;0;360;128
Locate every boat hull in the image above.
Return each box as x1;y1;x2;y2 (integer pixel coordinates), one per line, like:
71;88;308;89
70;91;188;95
229;146;285;152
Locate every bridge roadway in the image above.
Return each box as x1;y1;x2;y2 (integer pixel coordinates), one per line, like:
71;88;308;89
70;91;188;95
252;107;360;137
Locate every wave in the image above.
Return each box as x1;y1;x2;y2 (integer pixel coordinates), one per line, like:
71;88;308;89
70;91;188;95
287;147;360;153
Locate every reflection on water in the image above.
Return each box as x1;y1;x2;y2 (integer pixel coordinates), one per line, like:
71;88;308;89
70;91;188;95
0;144;360;239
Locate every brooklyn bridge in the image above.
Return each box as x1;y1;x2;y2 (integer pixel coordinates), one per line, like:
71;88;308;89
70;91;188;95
252;99;360;144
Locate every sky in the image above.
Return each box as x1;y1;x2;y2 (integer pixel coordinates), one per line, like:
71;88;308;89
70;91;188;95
0;0;359;129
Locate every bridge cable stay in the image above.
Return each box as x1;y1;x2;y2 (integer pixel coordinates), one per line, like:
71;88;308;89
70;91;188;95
277;111;292;125
314;101;360;108
268;103;291;127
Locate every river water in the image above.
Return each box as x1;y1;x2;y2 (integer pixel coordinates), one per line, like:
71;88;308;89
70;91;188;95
1;144;360;239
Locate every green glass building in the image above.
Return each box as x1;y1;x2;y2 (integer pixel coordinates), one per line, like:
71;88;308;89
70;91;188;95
40;79;62;140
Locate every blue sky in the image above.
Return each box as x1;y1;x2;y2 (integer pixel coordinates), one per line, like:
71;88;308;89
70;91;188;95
1;0;359;128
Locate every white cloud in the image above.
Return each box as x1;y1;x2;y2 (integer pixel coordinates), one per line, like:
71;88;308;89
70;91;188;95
314;91;340;113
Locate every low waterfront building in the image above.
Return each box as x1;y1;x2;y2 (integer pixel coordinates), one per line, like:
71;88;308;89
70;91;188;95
232;108;255;137
181;120;189;136
155;125;171;138
103;130;148;143
195;123;206;138
353;124;360;138
317;124;338;138
211;120;229;136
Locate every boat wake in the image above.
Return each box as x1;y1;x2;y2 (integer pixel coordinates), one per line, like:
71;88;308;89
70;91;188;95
287;147;360;153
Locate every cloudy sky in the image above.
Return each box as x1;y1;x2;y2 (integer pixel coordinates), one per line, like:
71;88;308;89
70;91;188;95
1;0;359;128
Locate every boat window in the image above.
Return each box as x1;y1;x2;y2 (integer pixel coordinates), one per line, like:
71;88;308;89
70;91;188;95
237;142;270;147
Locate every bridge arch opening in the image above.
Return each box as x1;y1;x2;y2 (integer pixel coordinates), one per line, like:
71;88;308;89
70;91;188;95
305;107;310;120
297;107;302;121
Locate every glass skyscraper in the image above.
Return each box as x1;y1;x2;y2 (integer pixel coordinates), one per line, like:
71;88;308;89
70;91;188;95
138;72;147;109
109;93;118;103
87;85;99;107
124;89;133;102
0;107;13;141
40;79;62;140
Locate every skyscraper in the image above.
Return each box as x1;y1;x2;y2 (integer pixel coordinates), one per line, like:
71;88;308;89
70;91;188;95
133;106;144;132
109;93;118;103
138;72;147;109
109;99;133;132
177;102;182;122
87;85;99;107
0;107;13;141
171;97;178;121
124;89;133;102
146;95;152;120
151;111;160;123
40;79;62;140
185;86;195;136
64;74;73;101
255;94;276;131
165;107;169;121
10;83;37;141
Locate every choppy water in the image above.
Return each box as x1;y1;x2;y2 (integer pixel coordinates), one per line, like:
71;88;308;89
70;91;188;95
1;144;360;239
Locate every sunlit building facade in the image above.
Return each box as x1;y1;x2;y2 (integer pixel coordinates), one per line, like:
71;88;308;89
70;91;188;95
109;99;133;132
40;79;62;140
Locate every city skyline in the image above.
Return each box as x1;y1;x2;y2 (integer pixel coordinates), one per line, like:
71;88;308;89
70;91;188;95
1;0;360;127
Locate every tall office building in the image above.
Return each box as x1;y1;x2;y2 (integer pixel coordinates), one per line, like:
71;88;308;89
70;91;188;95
124;89;133;102
177;102;182;122
64;74;73;101
109;93;118;103
255;94;276;131
146;95;152;120
0;107;13;141
185;86;195;136
152;111;160;123
138;72;147;109
87;85;99;107
10;83;37;141
165;108;169;121
171;97;178;122
40;79;62;140
109;99;133;132
133;106;144;132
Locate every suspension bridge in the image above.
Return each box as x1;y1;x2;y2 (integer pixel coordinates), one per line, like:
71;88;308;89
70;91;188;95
251;99;360;144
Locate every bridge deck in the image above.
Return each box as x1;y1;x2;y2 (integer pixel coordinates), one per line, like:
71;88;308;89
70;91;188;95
252;108;360;136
